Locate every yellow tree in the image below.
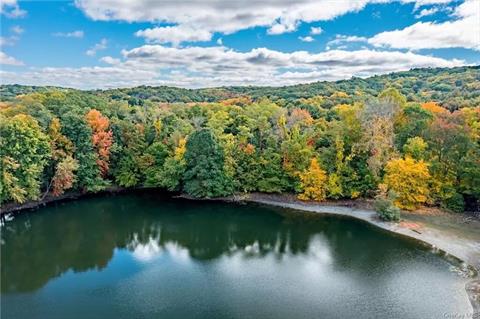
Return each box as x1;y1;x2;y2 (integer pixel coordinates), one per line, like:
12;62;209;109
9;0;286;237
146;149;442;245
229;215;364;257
298;158;328;201
49;117;74;161
384;157;431;210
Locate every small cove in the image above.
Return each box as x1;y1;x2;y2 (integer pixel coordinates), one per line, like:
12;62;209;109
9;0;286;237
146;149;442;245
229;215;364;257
0;193;473;319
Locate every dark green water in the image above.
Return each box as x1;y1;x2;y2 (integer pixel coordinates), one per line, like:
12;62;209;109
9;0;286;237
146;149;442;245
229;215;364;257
0;193;470;319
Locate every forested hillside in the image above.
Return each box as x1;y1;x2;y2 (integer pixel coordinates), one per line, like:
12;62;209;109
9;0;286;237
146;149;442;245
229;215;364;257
2;66;480;109
1;66;479;214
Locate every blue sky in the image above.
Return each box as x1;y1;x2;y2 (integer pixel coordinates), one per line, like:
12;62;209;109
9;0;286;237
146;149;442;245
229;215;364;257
0;0;479;89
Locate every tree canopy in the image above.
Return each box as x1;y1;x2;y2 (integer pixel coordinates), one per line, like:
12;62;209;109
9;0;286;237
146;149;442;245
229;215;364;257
1;66;479;213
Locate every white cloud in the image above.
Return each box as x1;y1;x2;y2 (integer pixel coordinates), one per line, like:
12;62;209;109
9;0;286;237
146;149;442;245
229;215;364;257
216;38;223;45
415;7;439;18
268;21;299;35
1;44;463;89
100;56;121;65
75;0;457;43
299;36;315;42
404;0;453;10
369;0;480;51
86;38;107;56
1;66;158;89
310;26;323;35
0;51;23;65
135;25;212;45
1;26;23;47
0;36;17;46
53;30;84;38
10;25;24;34
1;0;26;18
326;34;368;49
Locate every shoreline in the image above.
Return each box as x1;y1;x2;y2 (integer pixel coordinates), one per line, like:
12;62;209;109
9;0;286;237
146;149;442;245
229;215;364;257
2;190;479;313
0;187;126;215
0;186;174;215
235;193;480;270
3;190;479;271
231;193;480;314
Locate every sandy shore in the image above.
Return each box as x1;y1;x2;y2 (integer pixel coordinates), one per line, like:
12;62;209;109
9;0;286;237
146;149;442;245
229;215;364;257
228;193;480;314
239;194;480;269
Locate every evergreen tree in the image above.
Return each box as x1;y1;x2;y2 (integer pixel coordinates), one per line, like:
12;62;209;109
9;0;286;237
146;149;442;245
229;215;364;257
183;129;232;198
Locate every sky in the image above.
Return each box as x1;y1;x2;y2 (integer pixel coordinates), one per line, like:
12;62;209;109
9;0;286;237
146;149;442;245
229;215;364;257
0;0;479;89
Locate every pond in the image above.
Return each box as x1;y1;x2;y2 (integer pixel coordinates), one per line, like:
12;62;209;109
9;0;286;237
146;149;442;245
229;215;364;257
0;192;471;319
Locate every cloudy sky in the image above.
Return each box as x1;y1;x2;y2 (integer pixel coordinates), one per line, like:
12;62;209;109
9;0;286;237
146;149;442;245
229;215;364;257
0;0;479;89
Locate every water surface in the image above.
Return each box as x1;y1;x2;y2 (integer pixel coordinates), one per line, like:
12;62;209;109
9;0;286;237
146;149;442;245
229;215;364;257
0;193;470;318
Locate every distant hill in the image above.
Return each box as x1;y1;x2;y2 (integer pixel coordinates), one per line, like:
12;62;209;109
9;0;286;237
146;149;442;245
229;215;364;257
2;66;479;110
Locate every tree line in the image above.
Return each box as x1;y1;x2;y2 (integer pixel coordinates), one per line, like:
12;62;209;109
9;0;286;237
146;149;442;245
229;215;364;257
1;74;479;214
2;66;479;110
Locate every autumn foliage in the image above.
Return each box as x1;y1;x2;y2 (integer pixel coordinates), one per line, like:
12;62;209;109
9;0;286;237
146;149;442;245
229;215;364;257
52;157;79;196
1;78;479;214
298;158;328;201
384;157;431;210
85;109;113;177
421;102;448;114
49;117;74;161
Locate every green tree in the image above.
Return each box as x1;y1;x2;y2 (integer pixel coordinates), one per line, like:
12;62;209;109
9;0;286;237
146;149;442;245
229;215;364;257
157;138;187;191
143;142;169;187
183;129;232;197
256;148;291;193
395;104;433;149
113;122;147;187
233;143;261;192
61;112;105;192
402;137;428;160
378;87;407;108
0;114;50;203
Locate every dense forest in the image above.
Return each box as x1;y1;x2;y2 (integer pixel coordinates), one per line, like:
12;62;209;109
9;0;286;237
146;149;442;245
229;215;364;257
2;66;479;109
1;66;479;216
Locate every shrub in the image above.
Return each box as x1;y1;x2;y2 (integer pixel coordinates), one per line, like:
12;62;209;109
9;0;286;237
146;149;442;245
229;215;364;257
375;197;401;221
443;193;465;213
374;185;401;221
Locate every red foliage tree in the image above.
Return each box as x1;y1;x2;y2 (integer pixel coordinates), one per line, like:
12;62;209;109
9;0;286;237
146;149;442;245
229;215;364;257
85;109;113;177
52;157;79;196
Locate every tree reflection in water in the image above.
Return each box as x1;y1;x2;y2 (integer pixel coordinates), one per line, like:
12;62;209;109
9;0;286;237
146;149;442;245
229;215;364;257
1;192;443;294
